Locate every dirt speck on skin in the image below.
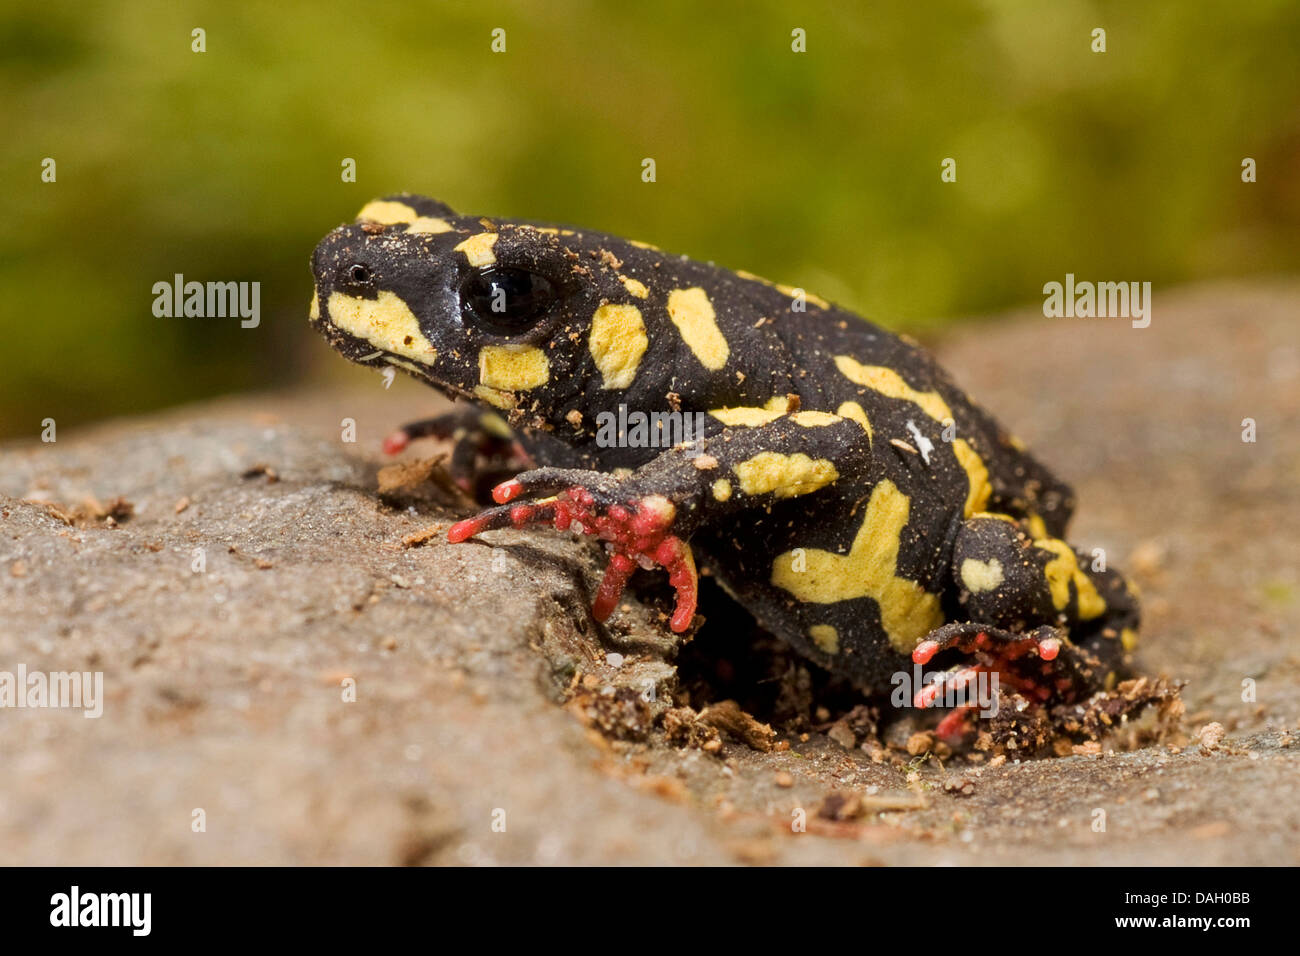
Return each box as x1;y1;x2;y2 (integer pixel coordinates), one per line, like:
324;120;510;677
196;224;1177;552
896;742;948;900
1;280;1298;865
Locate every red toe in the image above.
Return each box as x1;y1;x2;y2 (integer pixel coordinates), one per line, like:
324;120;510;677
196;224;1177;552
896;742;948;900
382;431;410;455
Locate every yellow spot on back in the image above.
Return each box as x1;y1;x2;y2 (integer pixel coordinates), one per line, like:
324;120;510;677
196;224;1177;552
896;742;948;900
960;557;1004;594
629;239;659;251
356;200;420;224
478;344;550;393
710;407;783;427
711;478;733;502
734;452;839;499
735;270;831;308
309;290;320;321
1121;627;1139;652
809;624;839;655
835;401;873;442
1035;538;1106;619
326;291;437;365
619;276;649;299
972;511;1018;524
709;396;788;427
455;233;499;267
952;439;992;517
406;217;453;235
771;480;943;653
834;356;952;422
667;287;729;370
775;283;831;310
589;304;648;389
790;411;841;427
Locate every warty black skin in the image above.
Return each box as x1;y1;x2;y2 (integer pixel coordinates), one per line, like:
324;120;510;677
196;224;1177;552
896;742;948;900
310;194;1141;698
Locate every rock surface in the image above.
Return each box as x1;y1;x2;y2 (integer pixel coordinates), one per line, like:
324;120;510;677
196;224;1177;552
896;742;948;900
2;280;1297;865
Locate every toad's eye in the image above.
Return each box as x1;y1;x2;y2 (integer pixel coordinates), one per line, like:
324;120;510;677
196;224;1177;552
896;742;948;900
460;267;556;334
340;262;374;289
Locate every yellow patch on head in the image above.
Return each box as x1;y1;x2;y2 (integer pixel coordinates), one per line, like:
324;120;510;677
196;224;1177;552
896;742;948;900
771;480;943;654
809;624;840;655
356;200;420;224
309;290;320;321
455;233;499;267
619;276;649;299
960;557;1004;594
667;287;729;371
478;345;550;396
711;478;733;502
386;357;425;376
325;291;437;365
834;356;953;422
406;217;453;235
1034;537;1107;619
952;439;993;517
734;452;839;499
588;304;648;389
790;411;841;427
835;401;873;442
473;385;516;409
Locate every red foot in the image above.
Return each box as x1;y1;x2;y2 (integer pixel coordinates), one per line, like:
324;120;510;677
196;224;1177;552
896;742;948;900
911;629;1072;714
448;484;698;633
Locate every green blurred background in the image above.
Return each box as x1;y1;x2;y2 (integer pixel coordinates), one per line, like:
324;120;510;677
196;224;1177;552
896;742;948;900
3;0;1298;438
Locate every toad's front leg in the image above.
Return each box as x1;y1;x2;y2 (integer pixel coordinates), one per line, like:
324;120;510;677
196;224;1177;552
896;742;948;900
447;414;871;633
383;407;528;495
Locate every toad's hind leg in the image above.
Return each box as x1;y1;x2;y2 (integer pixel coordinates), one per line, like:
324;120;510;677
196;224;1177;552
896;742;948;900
908;513;1140;736
948;513;1140;680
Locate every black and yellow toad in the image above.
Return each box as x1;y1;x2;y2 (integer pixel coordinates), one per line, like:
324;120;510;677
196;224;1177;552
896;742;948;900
310;195;1141;733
